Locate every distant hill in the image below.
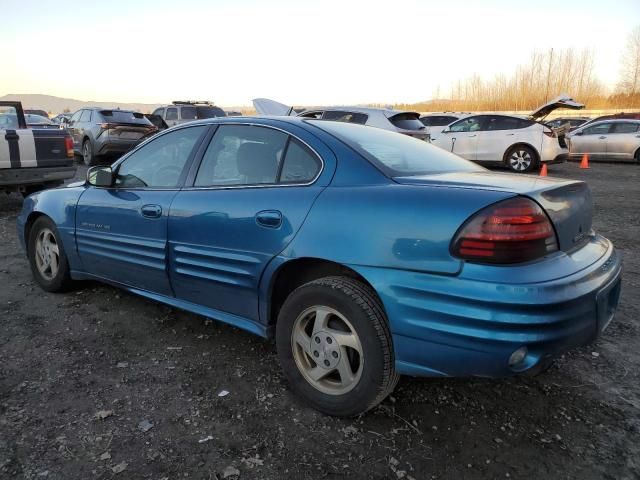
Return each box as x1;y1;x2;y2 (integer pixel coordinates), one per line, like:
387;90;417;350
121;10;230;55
0;93;166;115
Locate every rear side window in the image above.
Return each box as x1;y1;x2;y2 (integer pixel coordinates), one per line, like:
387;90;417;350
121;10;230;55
485;116;533;131
322;111;368;125
79;110;92;122
194;125;288;187
280;139;321;183
166;108;178;120
152;108;165;117
420;116;458;127
312;120;482;176
181;106;196;120
388;113;424;131
100;110;151;125
611;122;639;134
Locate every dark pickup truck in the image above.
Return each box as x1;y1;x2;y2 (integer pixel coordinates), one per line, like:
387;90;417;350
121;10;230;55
0;101;76;196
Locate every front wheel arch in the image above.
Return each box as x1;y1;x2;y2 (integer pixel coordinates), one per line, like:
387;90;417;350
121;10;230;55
24;212;48;253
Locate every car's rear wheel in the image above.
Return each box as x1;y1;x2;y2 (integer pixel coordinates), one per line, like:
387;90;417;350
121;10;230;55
276;276;398;416
82;139;95;166
28;216;73;292
635;148;640;164
506;145;537;173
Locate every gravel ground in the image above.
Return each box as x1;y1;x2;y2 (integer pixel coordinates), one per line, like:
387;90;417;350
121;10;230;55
0;161;638;480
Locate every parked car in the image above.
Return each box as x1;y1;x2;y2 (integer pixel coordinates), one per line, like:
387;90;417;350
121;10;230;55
545;117;590;131
581;111;640;128
25;114;60;129
67;108;158;165
24;109;49;119
567;119;640;163
17;116;621;416
152;101;226;128
420;112;470;137
253;98;429;140
0;101;75;196
430;95;585;173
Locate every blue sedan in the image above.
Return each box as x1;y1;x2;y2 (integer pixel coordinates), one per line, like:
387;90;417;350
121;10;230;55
17;117;622;416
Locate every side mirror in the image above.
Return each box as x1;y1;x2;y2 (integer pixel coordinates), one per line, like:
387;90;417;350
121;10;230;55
442;128;450;134
574;131;583;136
87;165;113;187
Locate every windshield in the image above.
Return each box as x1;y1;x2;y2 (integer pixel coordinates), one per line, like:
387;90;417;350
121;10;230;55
310;120;483;176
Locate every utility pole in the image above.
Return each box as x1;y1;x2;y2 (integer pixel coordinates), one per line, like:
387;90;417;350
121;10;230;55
544;48;554;103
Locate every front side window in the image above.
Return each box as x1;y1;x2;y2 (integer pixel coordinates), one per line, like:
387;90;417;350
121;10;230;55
194;125;288;186
0;106;19;129
421;116;458;127
611;122;639;134
166;107;178;120
322;111;368;125
582;123;612;136
449;117;483;132
79;110;92;122
70;111;82;123
114;126;205;188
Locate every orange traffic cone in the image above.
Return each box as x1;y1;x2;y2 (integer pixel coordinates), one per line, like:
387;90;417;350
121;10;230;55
580;153;590;169
539;164;548;177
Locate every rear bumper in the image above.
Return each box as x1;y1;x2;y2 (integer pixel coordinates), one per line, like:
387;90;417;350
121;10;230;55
351;235;622;378
0;165;76;188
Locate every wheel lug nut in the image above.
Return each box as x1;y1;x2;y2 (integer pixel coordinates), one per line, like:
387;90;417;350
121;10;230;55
332;351;338;358
313;351;319;357
326;337;332;344
324;360;330;367
314;337;321;344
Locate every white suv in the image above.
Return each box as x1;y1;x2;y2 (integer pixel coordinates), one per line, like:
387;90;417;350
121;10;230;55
430;95;584;173
152;101;226;128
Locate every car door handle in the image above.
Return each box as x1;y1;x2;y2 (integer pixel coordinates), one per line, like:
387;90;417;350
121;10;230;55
506;133;515;136
141;204;162;218
255;210;282;228
4;132;19;141
599;136;607;139
467;134;477;138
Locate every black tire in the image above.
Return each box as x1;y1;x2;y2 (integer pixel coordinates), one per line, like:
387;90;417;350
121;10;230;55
276;276;398;416
505;145;538;173
82;139;95;166
635;148;640;164
27;216;73;292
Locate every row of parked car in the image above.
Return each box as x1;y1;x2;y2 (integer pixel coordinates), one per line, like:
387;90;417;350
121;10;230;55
20;96;640;172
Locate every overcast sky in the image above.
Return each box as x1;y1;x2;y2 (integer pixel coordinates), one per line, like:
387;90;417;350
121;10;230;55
1;0;638;106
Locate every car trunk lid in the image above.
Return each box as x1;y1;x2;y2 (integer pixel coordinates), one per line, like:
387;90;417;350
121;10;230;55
530;94;585;121
99;110;157;141
394;171;592;252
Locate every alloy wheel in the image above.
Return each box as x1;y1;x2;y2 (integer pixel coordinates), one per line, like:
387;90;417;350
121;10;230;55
34;228;60;280
291;305;364;395
509;149;532;171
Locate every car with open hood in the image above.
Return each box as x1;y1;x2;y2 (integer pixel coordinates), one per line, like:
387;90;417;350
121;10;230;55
253;98;429;141
17;116;621;416
430;94;585;173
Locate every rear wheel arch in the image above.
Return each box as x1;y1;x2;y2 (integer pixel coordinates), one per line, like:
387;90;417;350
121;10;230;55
268;258;383;327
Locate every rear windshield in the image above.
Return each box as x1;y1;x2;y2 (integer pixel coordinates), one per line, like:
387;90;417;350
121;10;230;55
100;110;151;125
311;120;483;176
389;112;425;131
196;106;226;119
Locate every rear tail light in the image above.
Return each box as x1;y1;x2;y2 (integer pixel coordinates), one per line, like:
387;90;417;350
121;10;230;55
98;122;114;130
543;130;556;138
64;136;74;158
451;197;558;264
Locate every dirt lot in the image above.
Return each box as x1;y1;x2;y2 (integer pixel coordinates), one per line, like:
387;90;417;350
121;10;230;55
1;162;638;480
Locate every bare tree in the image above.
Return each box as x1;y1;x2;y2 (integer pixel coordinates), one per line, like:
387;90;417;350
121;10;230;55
617;26;640;104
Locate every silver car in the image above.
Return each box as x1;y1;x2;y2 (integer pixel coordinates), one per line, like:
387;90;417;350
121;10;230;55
253;98;429;141
567;119;640;162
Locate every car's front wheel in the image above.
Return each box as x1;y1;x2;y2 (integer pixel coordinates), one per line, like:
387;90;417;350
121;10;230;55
506;145;537;173
276;276;398;416
28;216;73;292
